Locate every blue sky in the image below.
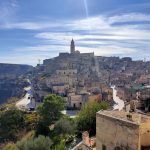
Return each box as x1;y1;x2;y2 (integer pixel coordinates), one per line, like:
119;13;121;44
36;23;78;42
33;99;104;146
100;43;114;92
0;0;150;65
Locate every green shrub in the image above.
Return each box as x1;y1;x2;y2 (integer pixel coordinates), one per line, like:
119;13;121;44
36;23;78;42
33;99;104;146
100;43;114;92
76;101;108;135
16;135;52;150
53;140;66;150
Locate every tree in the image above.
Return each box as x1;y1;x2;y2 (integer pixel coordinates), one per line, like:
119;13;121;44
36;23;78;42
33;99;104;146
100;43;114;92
54;118;76;135
24;112;39;130
53;140;66;150
76;101;108;135
52;117;76;144
37;94;65;125
16;135;52;150
35;94;65;136
0;107;25;141
35;121;50;136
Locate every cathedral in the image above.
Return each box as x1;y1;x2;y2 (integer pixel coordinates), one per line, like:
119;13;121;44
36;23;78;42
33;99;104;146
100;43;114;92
70;39;75;53
70;39;80;54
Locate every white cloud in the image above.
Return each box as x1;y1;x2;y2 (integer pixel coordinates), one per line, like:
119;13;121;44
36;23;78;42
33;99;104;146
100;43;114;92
31;13;150;64
35;29;150;41
76;46;137;56
0;55;38;66
70;16;110;30
1;12;150;65
14;45;69;53
34;13;150;42
12;44;137;62
108;13;150;24
0;0;18;23
0;51;59;66
0;22;60;30
35;32;79;41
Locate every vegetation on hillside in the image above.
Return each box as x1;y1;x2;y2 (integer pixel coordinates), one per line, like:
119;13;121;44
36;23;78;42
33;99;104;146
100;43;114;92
4;135;53;150
37;94;65;126
0;94;108;150
76;101;108;135
0;107;25;142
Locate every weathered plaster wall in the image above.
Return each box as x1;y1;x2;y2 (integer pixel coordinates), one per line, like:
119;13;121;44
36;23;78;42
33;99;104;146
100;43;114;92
140;121;150;147
96;113;140;150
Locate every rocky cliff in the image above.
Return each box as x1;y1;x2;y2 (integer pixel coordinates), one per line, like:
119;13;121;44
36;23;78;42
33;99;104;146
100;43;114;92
0;63;33;77
0;63;33;104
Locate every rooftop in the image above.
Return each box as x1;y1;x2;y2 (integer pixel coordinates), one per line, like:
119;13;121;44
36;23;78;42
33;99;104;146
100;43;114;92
97;110;150;125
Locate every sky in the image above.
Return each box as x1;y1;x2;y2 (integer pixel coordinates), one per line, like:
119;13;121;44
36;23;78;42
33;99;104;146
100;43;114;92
0;0;150;66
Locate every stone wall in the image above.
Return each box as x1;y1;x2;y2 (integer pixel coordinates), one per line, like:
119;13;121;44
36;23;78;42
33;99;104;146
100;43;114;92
141;121;150;147
96;112;140;150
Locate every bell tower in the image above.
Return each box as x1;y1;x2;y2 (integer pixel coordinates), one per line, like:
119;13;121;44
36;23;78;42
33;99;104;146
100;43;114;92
70;39;75;53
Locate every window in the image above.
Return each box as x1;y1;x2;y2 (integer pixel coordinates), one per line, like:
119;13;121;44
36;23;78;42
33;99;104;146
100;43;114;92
102;144;106;150
73;103;76;108
80;102;82;106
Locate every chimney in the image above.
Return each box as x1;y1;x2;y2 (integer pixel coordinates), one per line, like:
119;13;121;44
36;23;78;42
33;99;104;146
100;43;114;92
82;131;90;146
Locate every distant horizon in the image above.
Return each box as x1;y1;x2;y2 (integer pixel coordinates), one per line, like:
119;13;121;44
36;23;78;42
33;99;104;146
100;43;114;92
0;51;149;67
0;0;150;65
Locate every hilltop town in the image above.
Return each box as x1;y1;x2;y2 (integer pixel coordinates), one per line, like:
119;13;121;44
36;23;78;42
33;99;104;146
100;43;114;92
0;40;150;150
32;39;150;113
23;40;149;150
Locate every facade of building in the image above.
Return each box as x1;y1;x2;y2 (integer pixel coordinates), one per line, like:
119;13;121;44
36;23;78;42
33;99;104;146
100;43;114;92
68;93;83;109
46;69;78;90
96;110;150;150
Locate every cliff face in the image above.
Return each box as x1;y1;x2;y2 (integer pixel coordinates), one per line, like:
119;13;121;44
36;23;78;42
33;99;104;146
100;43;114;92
0;63;33;77
0;63;33;104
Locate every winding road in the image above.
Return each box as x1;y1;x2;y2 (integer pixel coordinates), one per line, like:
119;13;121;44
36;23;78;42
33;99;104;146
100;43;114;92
16;81;36;110
111;86;124;111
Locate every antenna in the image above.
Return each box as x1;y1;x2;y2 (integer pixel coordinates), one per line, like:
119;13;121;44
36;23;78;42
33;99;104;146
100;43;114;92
144;56;146;62
38;59;41;65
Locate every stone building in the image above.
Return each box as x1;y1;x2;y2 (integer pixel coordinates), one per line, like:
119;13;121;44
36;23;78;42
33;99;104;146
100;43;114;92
116;87;136;101
67;92;89;109
67;93;83;109
48;69;77;86
72;131;96;150
138;87;150;112
96;110;150;150
34;39;150;113
46;69;78;94
42;40;101;103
